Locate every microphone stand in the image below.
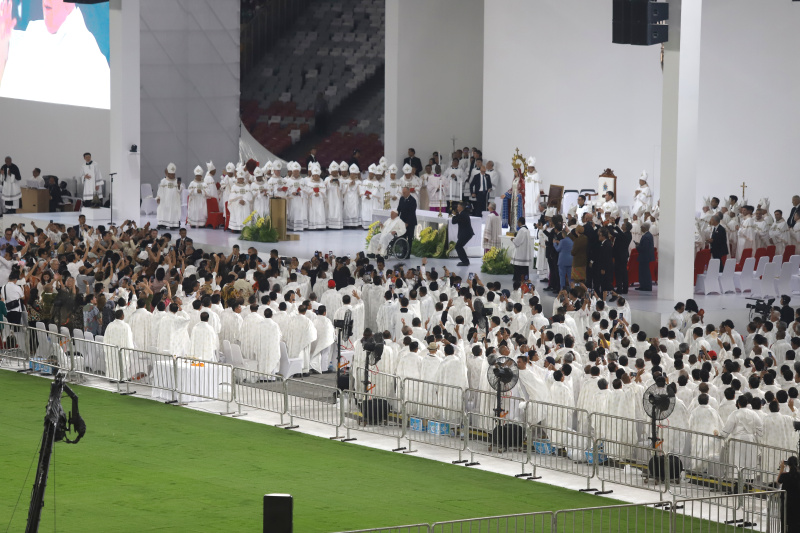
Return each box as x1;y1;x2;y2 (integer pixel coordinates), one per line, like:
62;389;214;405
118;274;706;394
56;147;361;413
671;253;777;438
108;172;117;226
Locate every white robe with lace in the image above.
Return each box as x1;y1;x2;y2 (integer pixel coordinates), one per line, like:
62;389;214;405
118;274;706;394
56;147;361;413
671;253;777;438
156;177;182;227
324;176;344;229
189;321;219;362
305;178;327;230
187;180;208;226
219;309;243;350
228;183;253;231
284;313;317;373
128;308;153;351
104;319;135;380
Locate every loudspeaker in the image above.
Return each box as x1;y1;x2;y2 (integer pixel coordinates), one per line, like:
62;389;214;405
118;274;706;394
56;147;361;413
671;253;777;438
612;0;631;44
264;494;293;533
631;24;668;46
613;0;669;46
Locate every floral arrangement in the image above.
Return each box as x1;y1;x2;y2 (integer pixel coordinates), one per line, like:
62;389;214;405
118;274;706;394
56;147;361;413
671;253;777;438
365;221;382;247
411;225;454;258
241;211;279;242
481;246;514;275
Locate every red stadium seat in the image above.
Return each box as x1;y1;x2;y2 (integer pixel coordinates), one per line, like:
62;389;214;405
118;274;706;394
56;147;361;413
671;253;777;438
783;245;796;263
735;248;752;272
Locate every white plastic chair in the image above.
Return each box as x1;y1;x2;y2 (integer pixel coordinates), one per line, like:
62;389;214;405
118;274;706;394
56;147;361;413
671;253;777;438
753;256;769;282
36;321;45;330
776;260;798;296
84;331;94;341
754;262;778;298
734;257;756;293
48;323;58;334
73;328;83;340
140;184;158;215
695;259;721;295
230;343;257;372
278;341;303;379
221;340;232;365
719;259;736;294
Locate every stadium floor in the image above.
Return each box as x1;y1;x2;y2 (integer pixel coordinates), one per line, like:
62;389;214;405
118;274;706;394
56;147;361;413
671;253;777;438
0;371;621;532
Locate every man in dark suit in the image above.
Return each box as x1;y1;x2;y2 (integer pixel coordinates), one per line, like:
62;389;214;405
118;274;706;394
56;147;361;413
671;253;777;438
610;221;632;293
469;164;492;214
709;215;728;270
597;227;615;295
582;213;599;290
403;148;423;176
636;222;656;291
397;187;418;250
452;202;474;266
72;214;89;240
305;147;318;170
788;195;800;228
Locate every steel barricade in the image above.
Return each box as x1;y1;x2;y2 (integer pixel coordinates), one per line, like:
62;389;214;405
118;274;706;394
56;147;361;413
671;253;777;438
401;378;466;459
527;421;595;490
70;336;127;390
659;426;736;501
232;367;287;424
285;378;344;439
343;387;406;451
728;439;796;488
671;490;785;533
555;501;672;533
26;327;71;378
174;356;235;414
464;389;530;475
431;510;553;533
0;321;32;369
120;348;179;402
354;367;403;409
335;526;430;533
736;472;785;533
592;412;665;496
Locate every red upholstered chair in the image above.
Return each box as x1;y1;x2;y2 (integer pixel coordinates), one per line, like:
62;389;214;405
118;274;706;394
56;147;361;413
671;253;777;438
783;245;796;263
651;249;658;283
735;248;752;272
766;245;776;260
694;249;711;284
628;249;639;286
754;247;769;266
205;198;224;229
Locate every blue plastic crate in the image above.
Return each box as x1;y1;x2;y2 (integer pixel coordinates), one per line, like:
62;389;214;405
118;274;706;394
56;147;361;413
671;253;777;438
409;417;425;432
29;359;54;374
533;440;556;455
427;420;450;436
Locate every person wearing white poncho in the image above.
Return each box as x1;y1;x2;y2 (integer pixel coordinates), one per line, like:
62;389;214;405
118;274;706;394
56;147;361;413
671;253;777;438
284;304;317;375
250;168;271;219
325;161;344;229
310;306;336;373
156;163;182;229
632;171;653;217
189;313;219;362
203;161;219;201
187;166;208;227
128;303;153;351
687;394;724;468
104;310;135;380
227;172;253;232
434;344;468;422
342;163;362;227
367;211;406;256
306;163;327;230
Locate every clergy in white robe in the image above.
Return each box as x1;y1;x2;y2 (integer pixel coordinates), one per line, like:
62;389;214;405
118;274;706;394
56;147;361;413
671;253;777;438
284;305;318;374
523;157;541;217
434;345;469;422
325;162;344;229
306;164;327;230
189;313;219;362
511;221;533;281
736;209;756;262
104;311;135;380
769;212;790;256
401;166;422;204
219;304;243;351
367;211;406;256
156;163;182;228
187;166;208;227
239;308;266;360
342;164;362;227
311;307;336;373
203;161;219;201
253;310;283;375
128;304;153;351
359;170;382;229
228;173;253;232
631;171;653;217
483;204;501;251
720;396;764;471
687;396;724;468
81;153;103;204
250;168;271;219
285;162;308;231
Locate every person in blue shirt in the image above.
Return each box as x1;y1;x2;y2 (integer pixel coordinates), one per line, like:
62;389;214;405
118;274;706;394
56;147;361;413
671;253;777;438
553;229;574;291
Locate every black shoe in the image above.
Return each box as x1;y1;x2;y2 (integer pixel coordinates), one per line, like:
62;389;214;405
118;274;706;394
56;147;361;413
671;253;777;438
302;372;310;377
309;369;321;375
157;224;166;230
456;262;470;266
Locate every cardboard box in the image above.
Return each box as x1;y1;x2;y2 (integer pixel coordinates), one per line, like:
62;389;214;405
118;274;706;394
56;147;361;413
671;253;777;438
533;440;556;455
427;420;450;436
29;358;55;374
409;416;425;432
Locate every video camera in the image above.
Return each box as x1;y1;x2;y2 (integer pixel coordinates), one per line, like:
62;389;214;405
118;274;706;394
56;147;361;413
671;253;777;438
745;297;774;320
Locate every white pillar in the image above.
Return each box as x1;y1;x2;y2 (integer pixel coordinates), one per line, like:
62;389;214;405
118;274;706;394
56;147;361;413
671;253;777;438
110;0;141;224
658;0;702;300
384;0;484;166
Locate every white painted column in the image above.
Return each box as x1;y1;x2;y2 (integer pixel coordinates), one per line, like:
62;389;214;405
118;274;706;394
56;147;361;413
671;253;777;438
110;0;141;224
384;0;484;166
658;0;702;300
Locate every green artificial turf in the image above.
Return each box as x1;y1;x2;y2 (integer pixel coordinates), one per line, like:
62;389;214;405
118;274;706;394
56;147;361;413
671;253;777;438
0;371;630;532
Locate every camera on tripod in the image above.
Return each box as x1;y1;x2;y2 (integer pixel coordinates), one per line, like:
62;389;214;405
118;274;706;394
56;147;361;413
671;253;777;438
745;297;774;320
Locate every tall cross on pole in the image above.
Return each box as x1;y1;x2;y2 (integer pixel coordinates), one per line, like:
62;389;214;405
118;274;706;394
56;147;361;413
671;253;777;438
740;181;747;200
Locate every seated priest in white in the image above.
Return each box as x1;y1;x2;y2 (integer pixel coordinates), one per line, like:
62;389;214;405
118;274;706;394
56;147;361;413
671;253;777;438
156;163;182;229
227;172;253;232
187;165;208;228
482;202;501;252
189;312;219;362
367;211;406;256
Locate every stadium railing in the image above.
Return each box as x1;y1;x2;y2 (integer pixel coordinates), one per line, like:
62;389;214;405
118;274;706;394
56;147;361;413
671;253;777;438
69;336;128;392
333;526;430;533
400;378;466;460
344;369;406;450
285;377;345;439
174;356;236;415
233;368;288;424
431;510;553;533
121;347;179;402
0;320;32;370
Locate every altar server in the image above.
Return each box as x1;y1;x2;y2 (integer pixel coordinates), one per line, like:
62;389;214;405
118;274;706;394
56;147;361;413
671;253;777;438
156;163;182;229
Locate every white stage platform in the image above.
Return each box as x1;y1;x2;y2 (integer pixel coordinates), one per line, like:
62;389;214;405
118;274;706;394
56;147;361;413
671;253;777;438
1;210;763;336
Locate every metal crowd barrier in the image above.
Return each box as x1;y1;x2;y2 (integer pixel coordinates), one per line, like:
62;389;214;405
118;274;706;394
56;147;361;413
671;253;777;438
728;439;796;486
431;510;553;533
334;526;430;533
122;348;179;401
554;501;670;533
174;356;235;415
233;368;287;424
673;491;785;533
343;387;406;451
0;320;31;369
285;378;344;438
27;326;71;377
660;426;735;501
528;422;595;490
400;378;466;459
70;336;128;391
464;389;530;475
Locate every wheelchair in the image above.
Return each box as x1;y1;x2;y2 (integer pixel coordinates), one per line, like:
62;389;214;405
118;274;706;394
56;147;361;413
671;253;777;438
385;235;411;259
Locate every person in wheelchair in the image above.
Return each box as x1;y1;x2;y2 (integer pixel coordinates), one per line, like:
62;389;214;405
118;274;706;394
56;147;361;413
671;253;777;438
367;211;407;257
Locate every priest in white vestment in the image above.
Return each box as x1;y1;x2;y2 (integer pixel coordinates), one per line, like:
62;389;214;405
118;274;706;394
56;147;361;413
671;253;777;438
227;172;253;232
483;203;501;251
286;162;308;231
523;157;541;217
342;164;362;227
240;307;266;360
156;163;182;229
250;168;271;219
189;313;219;362
435;345;469;422
219;303;243;351
203;161;219;201
325;162;344;229
187;166;208;227
80;152;103;205
311;306;336;374
306;163;327;230
284;305;318;375
104;310;135;381
631;171;653;217
687;394;724;468
367;211;406;256
720;396;764;472
128;304;153;351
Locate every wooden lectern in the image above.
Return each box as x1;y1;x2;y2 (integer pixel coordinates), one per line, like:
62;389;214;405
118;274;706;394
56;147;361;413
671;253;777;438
19;188;50;213
270;198;288;241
